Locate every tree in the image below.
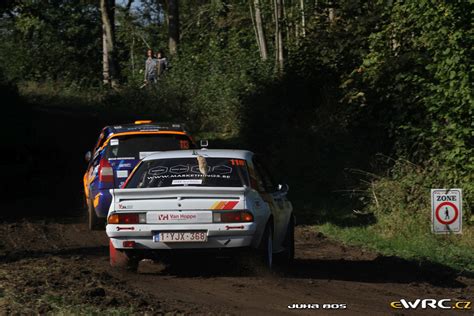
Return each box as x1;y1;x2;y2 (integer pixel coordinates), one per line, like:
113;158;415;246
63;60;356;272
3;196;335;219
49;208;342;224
273;0;284;71
0;2;102;83
253;0;268;60
101;0;120;87
299;0;305;37
168;0;179;55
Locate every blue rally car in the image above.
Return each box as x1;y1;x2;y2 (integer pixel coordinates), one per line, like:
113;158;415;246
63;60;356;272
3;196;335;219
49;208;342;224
83;121;196;230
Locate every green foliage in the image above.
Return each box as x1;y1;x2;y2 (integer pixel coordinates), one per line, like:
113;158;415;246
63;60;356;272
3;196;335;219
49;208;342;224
0;2;102;83
344;1;473;201
2;1;472;254
357;158;472;227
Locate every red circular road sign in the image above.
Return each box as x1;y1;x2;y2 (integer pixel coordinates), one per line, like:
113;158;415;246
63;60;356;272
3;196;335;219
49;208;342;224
435;202;458;225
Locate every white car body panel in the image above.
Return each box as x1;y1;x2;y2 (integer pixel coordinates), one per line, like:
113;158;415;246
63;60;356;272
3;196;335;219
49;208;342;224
106;149;292;253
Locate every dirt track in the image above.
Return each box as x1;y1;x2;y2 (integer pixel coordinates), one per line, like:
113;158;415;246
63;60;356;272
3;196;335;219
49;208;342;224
0;218;472;315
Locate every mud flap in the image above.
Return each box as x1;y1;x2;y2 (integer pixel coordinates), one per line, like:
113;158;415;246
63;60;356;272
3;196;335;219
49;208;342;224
109;240;139;271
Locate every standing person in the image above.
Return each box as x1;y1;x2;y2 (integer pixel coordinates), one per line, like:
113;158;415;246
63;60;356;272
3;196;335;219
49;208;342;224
156;49;169;78
144;49;157;86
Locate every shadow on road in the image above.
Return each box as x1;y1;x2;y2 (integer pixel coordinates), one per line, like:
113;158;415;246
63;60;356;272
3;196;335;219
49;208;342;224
0;246;108;263
288;257;468;288
136;252;469;289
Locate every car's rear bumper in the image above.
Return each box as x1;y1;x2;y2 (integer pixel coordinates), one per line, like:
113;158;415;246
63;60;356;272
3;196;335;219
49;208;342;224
107;222;258;250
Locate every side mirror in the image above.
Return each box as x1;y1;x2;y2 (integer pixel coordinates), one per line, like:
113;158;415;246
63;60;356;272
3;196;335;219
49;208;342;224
85;151;92;162
277;183;289;194
200;139;209;148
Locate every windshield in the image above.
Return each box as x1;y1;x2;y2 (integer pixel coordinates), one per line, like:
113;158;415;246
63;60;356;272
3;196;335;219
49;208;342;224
126;157;250;188
104;134;193;160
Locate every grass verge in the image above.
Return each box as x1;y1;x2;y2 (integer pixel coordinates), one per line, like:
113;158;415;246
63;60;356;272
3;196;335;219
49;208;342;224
313;159;473;274
315;223;474;273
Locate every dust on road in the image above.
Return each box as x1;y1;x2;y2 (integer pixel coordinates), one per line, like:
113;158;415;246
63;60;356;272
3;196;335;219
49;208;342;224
0;218;472;315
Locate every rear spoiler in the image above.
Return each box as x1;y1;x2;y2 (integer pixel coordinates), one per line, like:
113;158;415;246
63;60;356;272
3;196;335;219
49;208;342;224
111;186;249;202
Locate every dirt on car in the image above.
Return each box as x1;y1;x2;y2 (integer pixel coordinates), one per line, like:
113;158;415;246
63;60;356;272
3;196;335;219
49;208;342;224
0;218;472;315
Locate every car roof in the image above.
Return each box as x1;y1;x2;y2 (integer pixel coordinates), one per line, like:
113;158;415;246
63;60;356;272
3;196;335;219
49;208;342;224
142;149;254;161
105;122;187;135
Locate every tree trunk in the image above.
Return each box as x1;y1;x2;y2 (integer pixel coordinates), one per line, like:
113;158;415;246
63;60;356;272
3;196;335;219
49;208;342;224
100;0;119;88
168;0;180;56
273;0;284;71
254;0;268;60
102;30;109;85
300;0;305;37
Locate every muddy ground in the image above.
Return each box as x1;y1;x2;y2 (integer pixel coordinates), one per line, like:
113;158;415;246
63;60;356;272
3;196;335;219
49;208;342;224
0;218;472;315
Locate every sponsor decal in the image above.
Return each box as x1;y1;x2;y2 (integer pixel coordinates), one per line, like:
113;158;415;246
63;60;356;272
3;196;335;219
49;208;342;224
117;170;129;178
147;165;233;177
169;165;189;174
147;173;231;180
148;211;212;224
93;193;101;208
158;213;197;221
211;201;239;210
158;214;169;221
229;159;245;166
172;179;203;185
390;299;471;310
108;157;135;160
212;165;232;174
149;166;168;175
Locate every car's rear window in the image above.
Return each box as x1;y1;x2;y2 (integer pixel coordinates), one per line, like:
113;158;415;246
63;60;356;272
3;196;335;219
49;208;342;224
104;134;193;160
125;157;250;188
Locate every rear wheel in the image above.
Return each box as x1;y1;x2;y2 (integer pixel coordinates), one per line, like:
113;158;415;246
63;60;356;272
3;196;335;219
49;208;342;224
87;200;104;231
276;215;295;267
109;240;139;272
258;222;274;269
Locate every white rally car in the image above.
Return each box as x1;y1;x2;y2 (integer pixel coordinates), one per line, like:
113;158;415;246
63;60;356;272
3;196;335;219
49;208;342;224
106;149;294;271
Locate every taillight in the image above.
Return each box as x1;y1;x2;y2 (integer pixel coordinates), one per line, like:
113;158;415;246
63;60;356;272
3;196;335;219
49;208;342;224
108;213;146;224
122;241;136;248
99;158;114;182
213;211;254;223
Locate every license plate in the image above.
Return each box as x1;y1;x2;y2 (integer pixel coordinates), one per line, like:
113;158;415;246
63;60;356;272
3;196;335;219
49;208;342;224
153;231;207;243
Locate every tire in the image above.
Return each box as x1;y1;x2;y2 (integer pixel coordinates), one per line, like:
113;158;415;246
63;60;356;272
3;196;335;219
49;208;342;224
258;222;274;269
109;240;139;272
87;200;104;231
275;215;295;267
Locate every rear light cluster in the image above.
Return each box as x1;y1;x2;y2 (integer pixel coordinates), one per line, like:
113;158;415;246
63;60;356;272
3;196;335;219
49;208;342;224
213;211;253;223
99;158;114;182
108;213;146;224
122;241;136;248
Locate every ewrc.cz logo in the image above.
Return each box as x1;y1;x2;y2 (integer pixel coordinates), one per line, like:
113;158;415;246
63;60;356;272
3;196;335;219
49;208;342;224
390;299;471;310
